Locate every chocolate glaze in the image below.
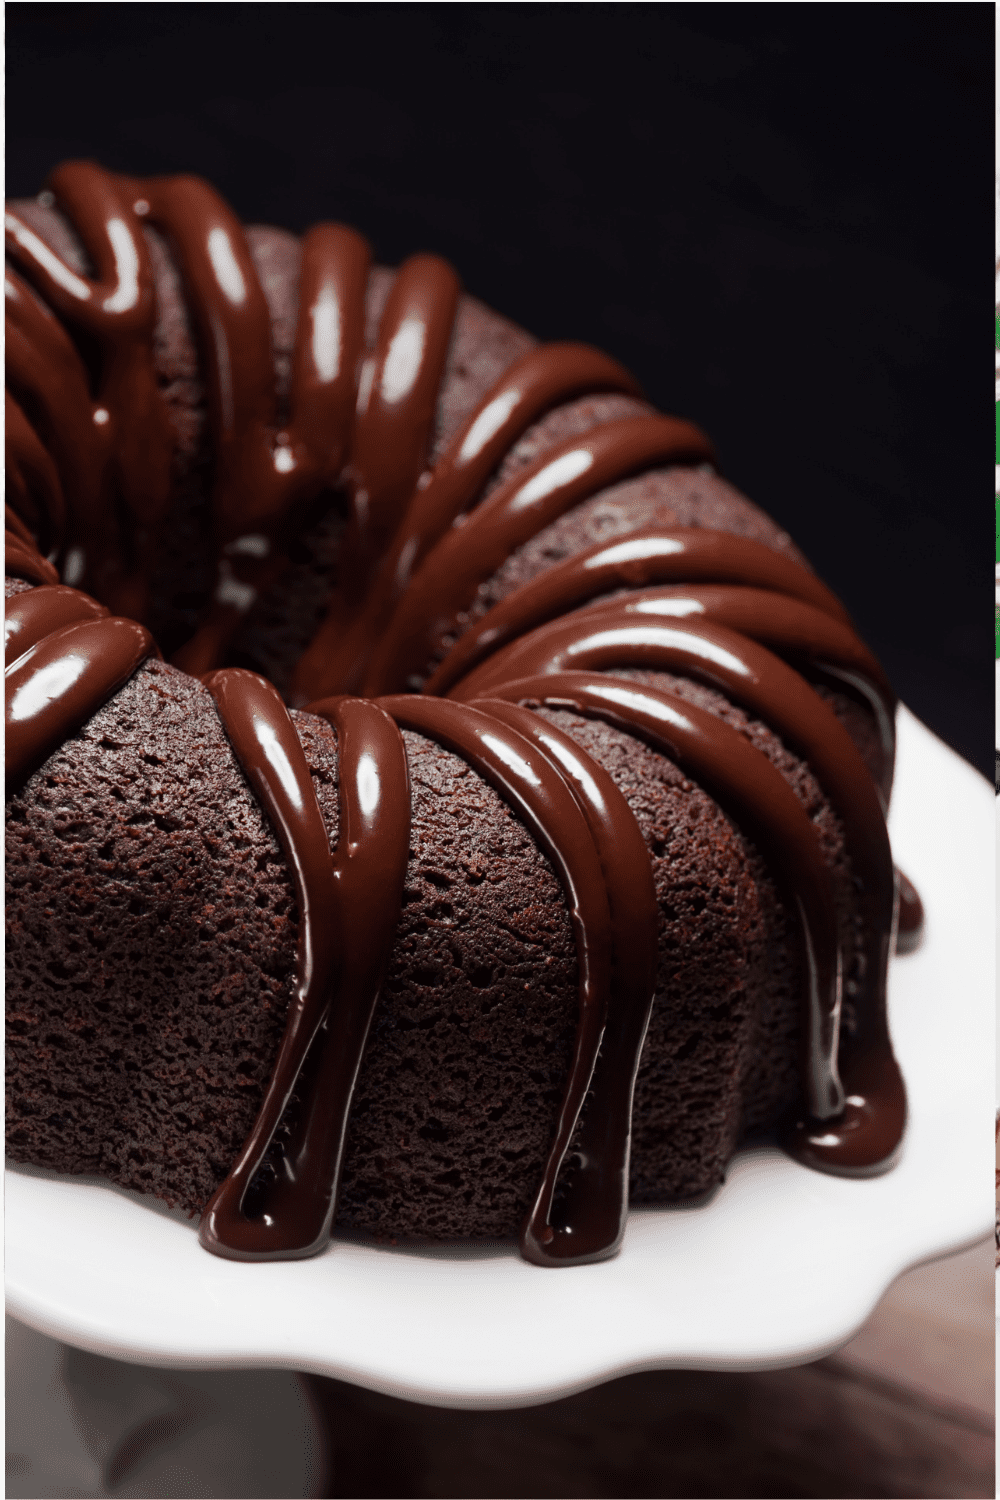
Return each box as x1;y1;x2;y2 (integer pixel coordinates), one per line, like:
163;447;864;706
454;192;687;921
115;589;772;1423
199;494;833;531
455;587;893;761
421;547;898;799
5;499;37;547
5;614;156;793
362;414;716;695
423;527;854;688
4;582;108;661
198;675;410;1259
895;869;924;955
290;343;642;702
477;672;906;1175
289;255;461;700
340;255;462;583
5;275;99;564
118;175;374;677
467;698;658;1265
379;692;658;1265
6;390;65;553
5;163;915;1264
451;608;885;817
4;529;59;586
6;163;172;619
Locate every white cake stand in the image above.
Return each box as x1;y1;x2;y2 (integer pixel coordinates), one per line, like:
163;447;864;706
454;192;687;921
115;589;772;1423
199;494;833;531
6;707;993;1410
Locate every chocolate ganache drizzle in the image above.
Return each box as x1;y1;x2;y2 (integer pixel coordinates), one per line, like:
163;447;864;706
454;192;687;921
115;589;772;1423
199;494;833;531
6;161;912;1267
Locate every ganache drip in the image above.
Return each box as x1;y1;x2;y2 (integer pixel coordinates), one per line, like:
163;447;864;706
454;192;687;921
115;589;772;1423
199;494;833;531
5;161;912;1266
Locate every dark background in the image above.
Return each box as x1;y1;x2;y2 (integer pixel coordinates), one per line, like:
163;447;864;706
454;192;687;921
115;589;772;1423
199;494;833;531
6;2;991;776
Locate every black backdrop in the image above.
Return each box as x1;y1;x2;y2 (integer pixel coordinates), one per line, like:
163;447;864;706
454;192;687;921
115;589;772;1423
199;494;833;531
6;2;991;776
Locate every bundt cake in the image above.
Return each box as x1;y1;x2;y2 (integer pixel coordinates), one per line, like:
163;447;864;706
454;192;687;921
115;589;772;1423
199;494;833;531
5;161;915;1268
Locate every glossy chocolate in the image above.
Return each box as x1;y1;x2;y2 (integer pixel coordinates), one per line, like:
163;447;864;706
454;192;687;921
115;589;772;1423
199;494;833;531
379;692;658;1265
467;698;658;1266
423;527;855;690
362;414;716;695
4;583;108;662
7;163;172;620
119;175;374;676
5;614;155;792
6;390;65;554
895;868;925;955
290;342;642;701
479;672;906;1174
289;255;461;701
198;677;411;1259
4;529;59;586
5;163;911;1265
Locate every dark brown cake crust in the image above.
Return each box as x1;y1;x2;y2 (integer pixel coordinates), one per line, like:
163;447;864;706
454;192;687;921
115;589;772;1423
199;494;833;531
5;173;893;1249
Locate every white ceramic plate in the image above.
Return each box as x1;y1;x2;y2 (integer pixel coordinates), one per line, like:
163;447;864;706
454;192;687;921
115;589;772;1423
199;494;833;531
6;707;994;1410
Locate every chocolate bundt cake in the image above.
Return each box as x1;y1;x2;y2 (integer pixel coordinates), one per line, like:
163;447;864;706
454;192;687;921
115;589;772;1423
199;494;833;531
5;162;914;1268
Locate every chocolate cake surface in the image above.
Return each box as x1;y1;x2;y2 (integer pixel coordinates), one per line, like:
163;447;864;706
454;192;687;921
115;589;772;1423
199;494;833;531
5;161;909;1266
